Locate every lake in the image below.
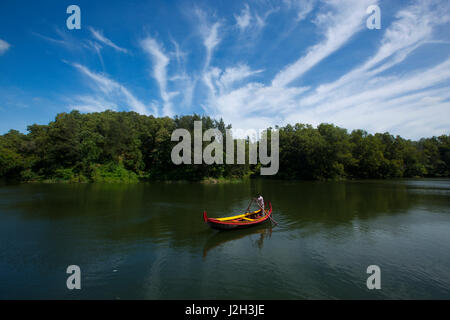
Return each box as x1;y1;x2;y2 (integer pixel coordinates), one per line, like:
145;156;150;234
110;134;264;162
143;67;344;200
0;179;449;299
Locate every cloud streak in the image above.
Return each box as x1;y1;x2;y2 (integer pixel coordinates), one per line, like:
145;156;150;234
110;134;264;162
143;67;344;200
0;39;10;55
89;27;128;54
283;0;315;22
69;63;152;115
273;0;377;87
235;4;252;31
141;37;177;116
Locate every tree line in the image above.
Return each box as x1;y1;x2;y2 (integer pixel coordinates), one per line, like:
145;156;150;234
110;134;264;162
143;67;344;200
0;110;448;182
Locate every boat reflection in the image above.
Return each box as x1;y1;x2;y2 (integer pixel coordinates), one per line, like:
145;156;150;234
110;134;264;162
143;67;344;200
202;225;272;258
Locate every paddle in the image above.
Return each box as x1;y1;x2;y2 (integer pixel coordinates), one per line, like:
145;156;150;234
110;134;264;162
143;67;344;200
269;215;278;226
244;198;254;213
255;201;278;226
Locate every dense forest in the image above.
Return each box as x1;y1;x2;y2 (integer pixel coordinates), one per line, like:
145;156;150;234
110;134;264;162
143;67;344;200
0;110;449;183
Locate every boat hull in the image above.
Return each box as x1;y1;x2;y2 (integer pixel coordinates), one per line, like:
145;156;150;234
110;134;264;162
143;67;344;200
203;202;273;230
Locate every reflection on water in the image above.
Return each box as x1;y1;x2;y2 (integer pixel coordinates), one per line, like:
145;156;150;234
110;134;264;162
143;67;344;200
0;179;449;299
203;226;273;259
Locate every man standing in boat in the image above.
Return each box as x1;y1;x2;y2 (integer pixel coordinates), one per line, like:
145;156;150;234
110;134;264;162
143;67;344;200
255;194;265;217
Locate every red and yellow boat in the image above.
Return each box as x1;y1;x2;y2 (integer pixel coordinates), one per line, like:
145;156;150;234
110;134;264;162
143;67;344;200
203;202;273;230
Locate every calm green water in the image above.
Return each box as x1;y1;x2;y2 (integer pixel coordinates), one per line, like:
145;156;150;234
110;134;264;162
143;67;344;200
0;179;449;299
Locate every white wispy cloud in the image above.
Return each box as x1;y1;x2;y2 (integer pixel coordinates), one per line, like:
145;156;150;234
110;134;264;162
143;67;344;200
202;62;308;132
203;22;221;70
89;27;128;54
170;38;187;65
218;65;264;91
203;65;264;99
32;28;106;61
194;8;222;70
273;0;377;87
84;40;105;70
235;4;252;31
234;3;279;32
0;39;10;55
283;0;315;22
68;95;118;113
141;37;178;116
69;62;153;115
296;58;450;119
32;28;78;51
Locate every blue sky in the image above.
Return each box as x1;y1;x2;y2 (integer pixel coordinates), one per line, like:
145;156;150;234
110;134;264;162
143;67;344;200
0;0;449;139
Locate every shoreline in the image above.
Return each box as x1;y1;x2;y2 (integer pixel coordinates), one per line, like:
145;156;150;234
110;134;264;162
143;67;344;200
2;176;449;186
